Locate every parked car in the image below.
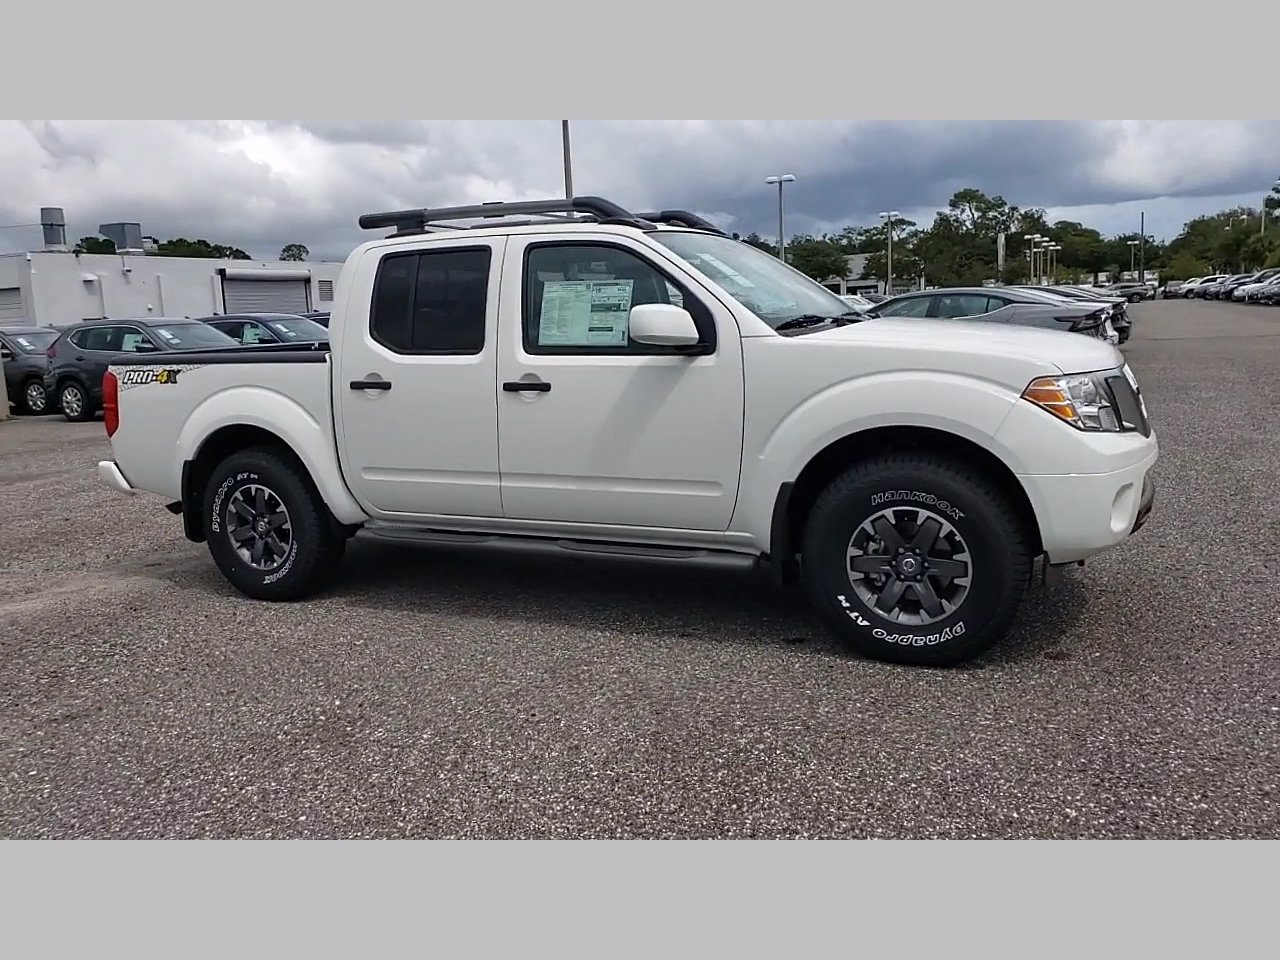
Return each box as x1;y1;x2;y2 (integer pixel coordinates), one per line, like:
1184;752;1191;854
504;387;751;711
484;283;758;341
96;195;1157;668
199;313;330;345
865;286;1121;343
1158;280;1187;298
1014;285;1133;344
1259;282;1280;305
301;311;331;328
1102;281;1154;303
0;325;60;415
44;317;239;422
838;294;877;314
1202;274;1249;300
1187;275;1230;298
1236;272;1280;301
860;292;888;304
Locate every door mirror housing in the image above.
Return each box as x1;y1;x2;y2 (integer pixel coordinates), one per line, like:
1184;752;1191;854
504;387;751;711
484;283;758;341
133;340;158;353
0;346;13;361
628;303;702;348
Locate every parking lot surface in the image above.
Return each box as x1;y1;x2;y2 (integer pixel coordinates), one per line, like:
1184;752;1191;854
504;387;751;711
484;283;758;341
2;299;1278;839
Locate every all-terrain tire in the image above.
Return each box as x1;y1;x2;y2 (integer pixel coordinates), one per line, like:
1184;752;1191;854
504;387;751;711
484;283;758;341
202;446;346;601
799;453;1033;667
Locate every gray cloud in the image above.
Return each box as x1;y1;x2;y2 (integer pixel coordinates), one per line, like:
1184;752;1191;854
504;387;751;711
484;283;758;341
3;120;1278;260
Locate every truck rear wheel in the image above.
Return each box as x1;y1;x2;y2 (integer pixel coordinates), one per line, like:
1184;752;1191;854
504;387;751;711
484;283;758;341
202;447;345;601
799;453;1032;667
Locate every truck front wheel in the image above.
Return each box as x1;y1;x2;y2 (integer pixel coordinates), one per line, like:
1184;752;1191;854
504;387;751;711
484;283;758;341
202;447;346;601
800;453;1033;667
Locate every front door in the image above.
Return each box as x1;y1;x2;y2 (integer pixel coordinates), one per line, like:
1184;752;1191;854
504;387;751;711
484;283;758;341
494;234;745;532
335;236;506;519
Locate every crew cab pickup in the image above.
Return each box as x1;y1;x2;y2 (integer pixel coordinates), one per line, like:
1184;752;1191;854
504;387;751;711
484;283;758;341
96;196;1157;667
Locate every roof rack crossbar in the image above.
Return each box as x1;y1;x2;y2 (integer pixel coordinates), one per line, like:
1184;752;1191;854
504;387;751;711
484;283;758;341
633;210;726;234
359;196;634;232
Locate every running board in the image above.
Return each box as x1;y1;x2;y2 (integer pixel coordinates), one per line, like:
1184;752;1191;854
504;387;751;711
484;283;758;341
357;524;762;571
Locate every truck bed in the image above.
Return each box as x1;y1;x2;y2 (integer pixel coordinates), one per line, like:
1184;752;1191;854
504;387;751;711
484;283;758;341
107;343;336;506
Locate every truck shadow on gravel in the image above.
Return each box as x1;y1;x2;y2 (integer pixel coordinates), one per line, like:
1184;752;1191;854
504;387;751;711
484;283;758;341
316;541;1088;668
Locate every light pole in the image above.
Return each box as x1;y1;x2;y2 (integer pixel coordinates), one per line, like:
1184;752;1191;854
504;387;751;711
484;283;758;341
879;210;899;294
1127;239;1139;277
1028;234;1044;283
765;175;795;263
1046;243;1061;283
561;121;574;200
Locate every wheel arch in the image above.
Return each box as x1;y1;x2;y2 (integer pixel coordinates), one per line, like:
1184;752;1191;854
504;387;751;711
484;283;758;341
767;424;1043;583
181;423;360;544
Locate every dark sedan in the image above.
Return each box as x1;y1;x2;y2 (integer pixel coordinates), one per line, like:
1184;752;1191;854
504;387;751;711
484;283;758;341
863;287;1120;343
1011;285;1132;343
1;325;60;415
198;312;329;345
43;317;238;422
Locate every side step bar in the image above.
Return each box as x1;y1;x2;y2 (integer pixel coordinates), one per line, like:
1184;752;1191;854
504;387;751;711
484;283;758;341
357;524;762;571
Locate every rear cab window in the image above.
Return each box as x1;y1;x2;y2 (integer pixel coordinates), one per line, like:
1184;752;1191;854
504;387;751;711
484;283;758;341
369;247;492;354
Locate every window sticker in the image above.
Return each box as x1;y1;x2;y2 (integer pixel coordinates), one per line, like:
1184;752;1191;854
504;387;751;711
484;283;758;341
537;279;634;346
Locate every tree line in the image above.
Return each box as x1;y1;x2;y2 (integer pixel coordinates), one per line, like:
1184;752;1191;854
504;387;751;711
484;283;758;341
73;236;311;262
733;183;1280;287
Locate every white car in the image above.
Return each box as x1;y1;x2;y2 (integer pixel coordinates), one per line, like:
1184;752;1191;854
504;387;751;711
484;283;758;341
95;196;1157;668
1233;270;1280;301
838;293;876;313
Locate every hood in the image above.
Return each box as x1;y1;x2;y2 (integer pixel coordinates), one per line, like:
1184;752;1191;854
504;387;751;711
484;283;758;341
806;316;1125;377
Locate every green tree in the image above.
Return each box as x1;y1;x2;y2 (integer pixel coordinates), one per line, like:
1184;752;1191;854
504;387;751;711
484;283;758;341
74;236;116;254
863;248;926;287
739;232;776;254
153;237;252;259
1162;252;1212;282
1241;233;1278;271
279;243;309;261
786;237;852;282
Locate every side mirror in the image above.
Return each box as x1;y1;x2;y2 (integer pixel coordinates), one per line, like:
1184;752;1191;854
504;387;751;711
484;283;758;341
134;341;158;353
628;303;702;347
0;347;13;361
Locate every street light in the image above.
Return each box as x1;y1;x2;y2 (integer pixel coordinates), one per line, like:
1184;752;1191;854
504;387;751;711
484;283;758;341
1046;243;1062;283
1264;177;1280;236
765;175;796;263
1027;234;1044;284
879;210;899;294
1127;239;1140;276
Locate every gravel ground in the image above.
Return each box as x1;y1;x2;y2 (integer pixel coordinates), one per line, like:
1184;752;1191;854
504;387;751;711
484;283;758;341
2;299;1278;839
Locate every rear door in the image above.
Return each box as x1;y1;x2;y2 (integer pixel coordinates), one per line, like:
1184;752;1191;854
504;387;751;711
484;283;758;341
71;325;129;401
335;236;506;519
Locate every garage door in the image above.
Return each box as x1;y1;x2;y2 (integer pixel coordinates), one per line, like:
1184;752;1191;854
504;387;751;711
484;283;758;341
221;278;311;314
0;287;25;326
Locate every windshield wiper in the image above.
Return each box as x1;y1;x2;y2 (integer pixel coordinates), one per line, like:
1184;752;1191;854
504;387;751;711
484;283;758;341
775;312;862;332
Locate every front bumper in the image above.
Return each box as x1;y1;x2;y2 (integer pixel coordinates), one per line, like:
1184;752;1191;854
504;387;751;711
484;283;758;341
98;460;136;496
1020;450;1158;564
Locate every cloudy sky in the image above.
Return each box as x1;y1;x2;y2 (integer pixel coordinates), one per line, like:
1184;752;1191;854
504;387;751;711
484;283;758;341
3;121;1278;261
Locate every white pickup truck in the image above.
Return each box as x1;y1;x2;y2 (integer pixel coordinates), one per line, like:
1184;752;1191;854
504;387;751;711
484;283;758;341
97;196;1157;667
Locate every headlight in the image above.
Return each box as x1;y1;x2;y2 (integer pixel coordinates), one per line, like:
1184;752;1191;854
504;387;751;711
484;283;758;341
1023;364;1150;433
1024;363;1157;435
1022;371;1120;431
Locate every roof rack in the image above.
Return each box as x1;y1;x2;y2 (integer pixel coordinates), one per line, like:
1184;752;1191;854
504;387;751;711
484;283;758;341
357;196;725;237
632;210;726;234
359;196;640;233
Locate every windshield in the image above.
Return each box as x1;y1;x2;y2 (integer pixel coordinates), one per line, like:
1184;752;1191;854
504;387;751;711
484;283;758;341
263;317;329;341
8;330;57;354
149;322;239;350
650;231;854;328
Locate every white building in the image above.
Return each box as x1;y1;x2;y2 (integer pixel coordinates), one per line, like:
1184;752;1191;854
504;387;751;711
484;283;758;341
0;207;344;329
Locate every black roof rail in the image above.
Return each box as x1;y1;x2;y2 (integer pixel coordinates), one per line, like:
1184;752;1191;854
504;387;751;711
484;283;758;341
358;195;636;232
632;210;726;234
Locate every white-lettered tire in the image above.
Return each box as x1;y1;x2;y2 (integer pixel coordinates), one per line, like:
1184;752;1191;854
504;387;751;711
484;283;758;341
202;447;346;601
800;453;1032;667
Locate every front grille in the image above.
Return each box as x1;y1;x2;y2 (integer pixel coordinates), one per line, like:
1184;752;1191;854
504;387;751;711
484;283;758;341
1104;373;1151;436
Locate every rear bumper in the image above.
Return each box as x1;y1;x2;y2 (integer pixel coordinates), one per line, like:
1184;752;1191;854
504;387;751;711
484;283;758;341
97;460;136;496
